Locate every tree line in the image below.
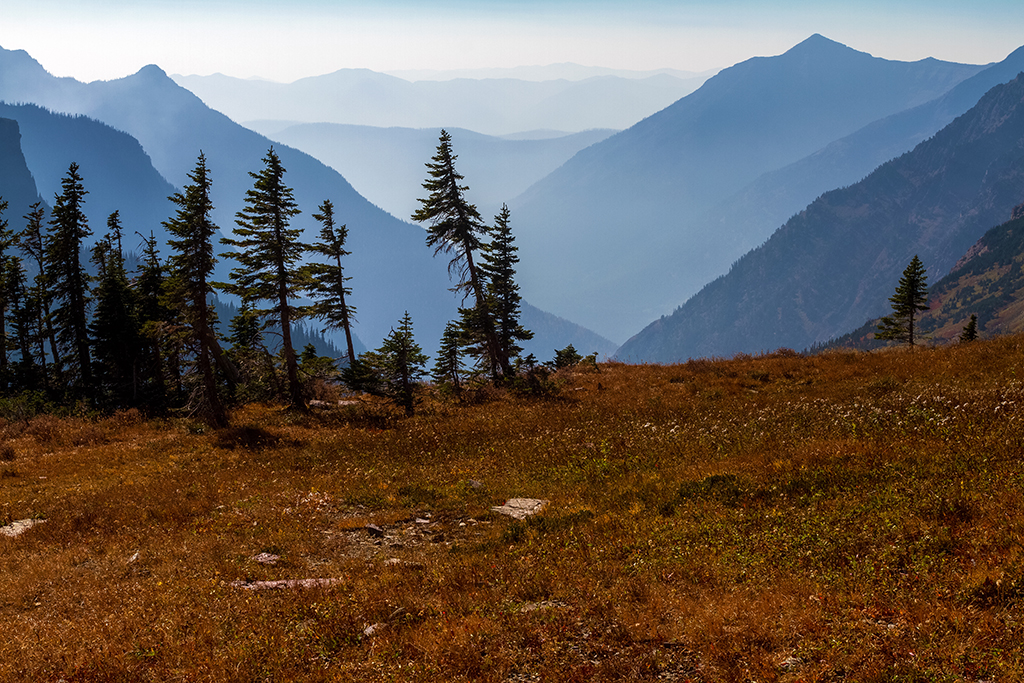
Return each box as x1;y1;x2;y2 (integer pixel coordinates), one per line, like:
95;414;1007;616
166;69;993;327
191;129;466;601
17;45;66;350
0;132;539;424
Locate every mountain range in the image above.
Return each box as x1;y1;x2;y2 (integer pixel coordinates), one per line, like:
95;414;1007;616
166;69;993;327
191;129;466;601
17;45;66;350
249;123;615;221
616;72;1024;361
171;68;709;136
508;34;989;342
0;46;614;360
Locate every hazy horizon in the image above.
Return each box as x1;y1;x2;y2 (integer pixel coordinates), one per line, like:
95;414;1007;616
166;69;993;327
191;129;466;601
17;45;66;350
1;1;1022;84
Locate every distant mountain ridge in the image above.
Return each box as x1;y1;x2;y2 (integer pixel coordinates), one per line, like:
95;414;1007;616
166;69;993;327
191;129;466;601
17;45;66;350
0;46;612;360
508;34;987;342
171;69;707;135
255;123;616;221
616;73;1024;362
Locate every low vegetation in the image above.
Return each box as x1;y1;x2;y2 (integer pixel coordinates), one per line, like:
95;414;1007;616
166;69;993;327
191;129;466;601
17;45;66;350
2;335;1024;681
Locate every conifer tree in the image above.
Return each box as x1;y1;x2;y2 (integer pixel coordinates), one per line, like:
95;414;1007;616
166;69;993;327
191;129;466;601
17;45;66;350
90;212;142;407
412;130;502;380
960;314;979;343
134;231;177;408
164;153;229;427
361;312;428;416
875;255;929;346
221;148;308;411
4;256;37;390
431;320;466;395
19;202;57;388
0;198;14;390
46;163;93;398
306;199;357;367
480;204;532;371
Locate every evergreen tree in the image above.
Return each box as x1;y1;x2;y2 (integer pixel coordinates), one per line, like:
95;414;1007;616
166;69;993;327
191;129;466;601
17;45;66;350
4;256;38;390
0;198;14;390
306;199;357;367
960;314;979;343
430;320;466;395
480;204;532;370
46;163;93;398
875;255;929;346
134;231;176;408
19;202;57;389
412;130;502;380
90;212;142;408
225;300;279;402
164;152;229;427
345;312;428;416
220;147;308;412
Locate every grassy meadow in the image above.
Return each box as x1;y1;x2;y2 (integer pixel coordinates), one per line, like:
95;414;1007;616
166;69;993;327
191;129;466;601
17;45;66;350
2;336;1024;681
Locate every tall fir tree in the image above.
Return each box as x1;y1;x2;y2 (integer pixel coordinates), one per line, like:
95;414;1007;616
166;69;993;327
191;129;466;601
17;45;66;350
164;153;229;427
221;148;308;411
876;255;929;346
46;163;93;398
0;198;14;390
90;212;143;408
306;199;357;367
134;231;176;409
412;130;502;380
480;204;532;371
19;202;57;389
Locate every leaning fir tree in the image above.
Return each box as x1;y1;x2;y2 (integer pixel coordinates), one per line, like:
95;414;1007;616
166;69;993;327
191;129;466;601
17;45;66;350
875;254;929;346
306;199;357;367
19;201;57;389
220;147;309;412
412;130;502;380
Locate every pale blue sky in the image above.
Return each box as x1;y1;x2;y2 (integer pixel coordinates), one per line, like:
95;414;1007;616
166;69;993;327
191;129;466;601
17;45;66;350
1;0;1022;82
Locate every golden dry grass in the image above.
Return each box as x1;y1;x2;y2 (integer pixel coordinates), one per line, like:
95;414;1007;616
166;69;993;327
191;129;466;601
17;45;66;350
2;337;1024;681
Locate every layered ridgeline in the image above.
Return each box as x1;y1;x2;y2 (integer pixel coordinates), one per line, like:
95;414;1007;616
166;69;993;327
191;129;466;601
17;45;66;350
617;73;1024;362
0;46;612;358
703;46;1024;274
0;118;42;219
172;67;710;135
509;34;986;342
0;103;177;248
828;208;1024;350
250;123;616;222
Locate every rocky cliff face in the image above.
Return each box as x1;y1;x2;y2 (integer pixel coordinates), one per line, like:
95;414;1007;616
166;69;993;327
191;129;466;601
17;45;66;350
0;117;42;219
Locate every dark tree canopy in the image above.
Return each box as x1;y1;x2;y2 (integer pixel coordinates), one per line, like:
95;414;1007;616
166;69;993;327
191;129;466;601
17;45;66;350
876;255;929;346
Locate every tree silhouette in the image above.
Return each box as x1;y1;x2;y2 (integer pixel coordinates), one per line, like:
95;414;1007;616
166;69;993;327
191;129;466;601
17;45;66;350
412;130;502;380
164;152;229;427
307;199;357;367
876;255;929;346
221;148;308;412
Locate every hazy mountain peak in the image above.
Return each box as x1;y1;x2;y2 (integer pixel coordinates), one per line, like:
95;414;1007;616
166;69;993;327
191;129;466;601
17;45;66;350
134;64;170;81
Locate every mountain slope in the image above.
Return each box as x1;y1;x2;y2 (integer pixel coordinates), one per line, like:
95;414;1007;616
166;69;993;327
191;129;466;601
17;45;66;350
509;34;985;341
616;74;1024;362
825;208;1024;350
0;49;458;351
257;124;615;220
0;103;177;249
171;70;706;135
701;46;1024;263
0;47;612;358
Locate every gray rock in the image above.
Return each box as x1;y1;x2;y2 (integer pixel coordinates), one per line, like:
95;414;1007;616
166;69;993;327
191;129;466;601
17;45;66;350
491;498;549;520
